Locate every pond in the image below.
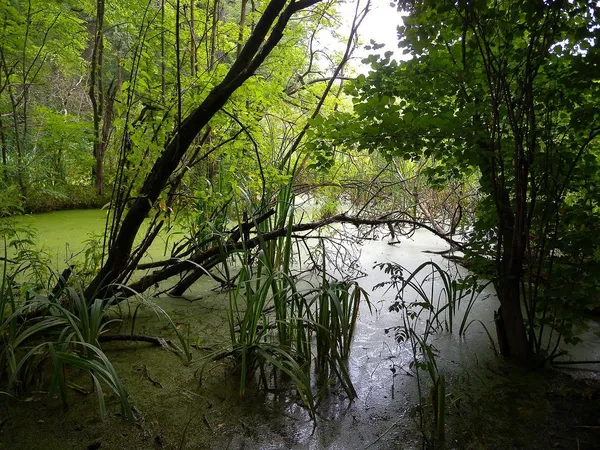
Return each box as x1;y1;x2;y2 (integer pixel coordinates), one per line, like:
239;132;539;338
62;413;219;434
1;210;599;449
4;209;178;271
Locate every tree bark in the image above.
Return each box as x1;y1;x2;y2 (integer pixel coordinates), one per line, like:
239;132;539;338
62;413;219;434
209;0;220;69
190;0;197;75
6;87;26;197
478;137;532;362
161;0;166;102
0;117;7;182
495;272;531;361
237;0;248;57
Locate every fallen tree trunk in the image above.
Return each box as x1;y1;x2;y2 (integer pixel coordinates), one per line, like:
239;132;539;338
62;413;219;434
123;213;464;298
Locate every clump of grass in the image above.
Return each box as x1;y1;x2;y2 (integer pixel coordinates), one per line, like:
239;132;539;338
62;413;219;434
203;220;317;416
312;249;370;398
1;202;203;428
375;261;446;444
1;286;133;420
201;171;370;419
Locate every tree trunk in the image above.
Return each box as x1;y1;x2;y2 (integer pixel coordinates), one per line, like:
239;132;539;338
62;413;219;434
89;0;105;195
495;272;530;361
7;89;26;197
161;1;166;102
190;0;197;75
96;81;117;196
237;0;248;57
124;213;460;298
209;0;220;69
478;139;532;362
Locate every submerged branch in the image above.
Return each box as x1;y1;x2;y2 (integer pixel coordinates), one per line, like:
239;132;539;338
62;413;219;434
98;333;181;355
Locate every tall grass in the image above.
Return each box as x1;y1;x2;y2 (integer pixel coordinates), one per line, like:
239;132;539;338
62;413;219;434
375;261;446;444
1;210;199;424
312;248;369;398
395;261;492;337
119;285;193;363
207;204;317;415
1;287;133;420
202;169;370;418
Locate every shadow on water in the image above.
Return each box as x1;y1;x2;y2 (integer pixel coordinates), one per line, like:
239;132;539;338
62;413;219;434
1;213;599;449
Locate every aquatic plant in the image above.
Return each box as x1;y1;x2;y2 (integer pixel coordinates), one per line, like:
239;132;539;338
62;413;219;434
200;172;370;418
375;261;499;444
118;285;193;364
374;261;465;444
0;225;198;423
204;200;317;415
1;285;133;420
311;247;370;398
0;222;51;290
224;257;316;411
0;225;132;420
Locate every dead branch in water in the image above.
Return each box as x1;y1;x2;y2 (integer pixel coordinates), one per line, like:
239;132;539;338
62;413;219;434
122;213;464;298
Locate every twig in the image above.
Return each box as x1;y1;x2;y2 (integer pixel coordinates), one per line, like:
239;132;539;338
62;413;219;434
364;415;405;449
49;265;74;300
98;334;180;355
178;411;201;450
139;364;164;388
67;382;89;395
202;414;214;433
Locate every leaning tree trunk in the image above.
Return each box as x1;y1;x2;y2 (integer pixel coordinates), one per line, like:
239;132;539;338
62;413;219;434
122;213;462;299
85;0;322;301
